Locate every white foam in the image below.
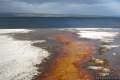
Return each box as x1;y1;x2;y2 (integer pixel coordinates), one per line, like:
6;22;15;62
60;28;119;42
59;28;120;43
0;30;50;80
0;29;32;34
58;28;114;31
103;45;120;49
32;40;46;43
77;31;119;41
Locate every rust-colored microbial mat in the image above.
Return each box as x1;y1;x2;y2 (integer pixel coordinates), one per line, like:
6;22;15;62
36;34;96;80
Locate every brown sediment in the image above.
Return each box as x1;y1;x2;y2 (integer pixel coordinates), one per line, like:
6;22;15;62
35;34;96;80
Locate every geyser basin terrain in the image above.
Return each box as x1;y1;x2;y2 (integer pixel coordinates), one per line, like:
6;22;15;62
0;28;119;80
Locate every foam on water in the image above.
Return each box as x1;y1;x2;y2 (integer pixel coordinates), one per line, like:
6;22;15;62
62;28;119;42
78;31;119;41
61;28;120;56
0;29;32;34
0;29;49;80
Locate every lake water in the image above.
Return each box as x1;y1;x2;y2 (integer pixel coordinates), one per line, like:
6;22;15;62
0;17;120;28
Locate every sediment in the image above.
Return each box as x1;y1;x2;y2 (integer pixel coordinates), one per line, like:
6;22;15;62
35;34;96;80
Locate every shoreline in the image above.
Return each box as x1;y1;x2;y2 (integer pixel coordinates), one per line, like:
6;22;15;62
0;28;119;80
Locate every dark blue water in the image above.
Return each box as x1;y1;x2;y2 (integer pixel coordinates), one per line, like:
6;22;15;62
0;17;120;28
